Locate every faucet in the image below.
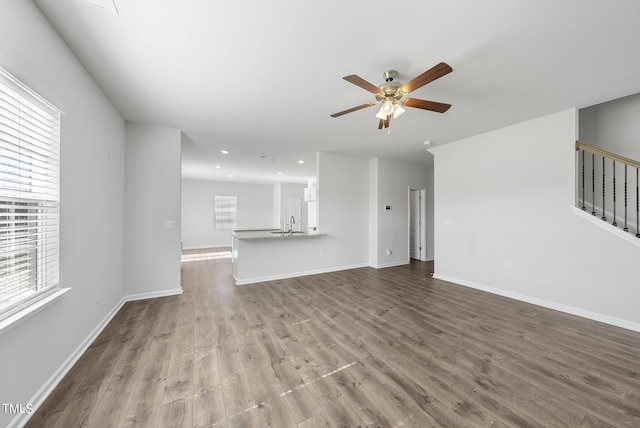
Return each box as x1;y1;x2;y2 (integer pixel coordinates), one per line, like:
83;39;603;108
289;215;295;235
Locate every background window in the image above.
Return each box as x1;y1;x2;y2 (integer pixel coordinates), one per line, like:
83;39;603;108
0;67;61;321
214;195;237;230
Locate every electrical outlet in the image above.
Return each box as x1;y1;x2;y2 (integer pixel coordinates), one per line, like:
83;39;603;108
506;262;513;270
95;289;101;304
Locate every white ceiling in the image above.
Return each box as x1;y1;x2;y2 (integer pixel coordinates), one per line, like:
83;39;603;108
34;0;640;184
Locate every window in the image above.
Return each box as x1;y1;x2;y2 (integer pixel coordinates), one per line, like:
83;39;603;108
0;67;61;322
214;195;237;230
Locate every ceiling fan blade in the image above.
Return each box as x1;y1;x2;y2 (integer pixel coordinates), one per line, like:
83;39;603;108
343;75;381;94
330;102;376;118
378;118;385;129
400;62;453;94
401;98;451;113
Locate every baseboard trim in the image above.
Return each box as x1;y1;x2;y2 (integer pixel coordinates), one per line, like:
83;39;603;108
125;288;183;302
369;260;409;269
10;295;127;428
234;263;369;285
14;287;183;428
433;273;640;333
182;244;230;250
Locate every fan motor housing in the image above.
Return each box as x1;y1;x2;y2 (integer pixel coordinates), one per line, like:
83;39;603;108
375;70;404;102
376;81;403;102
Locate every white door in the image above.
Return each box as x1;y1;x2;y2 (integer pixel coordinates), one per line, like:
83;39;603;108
409;189;421;260
284;196;301;232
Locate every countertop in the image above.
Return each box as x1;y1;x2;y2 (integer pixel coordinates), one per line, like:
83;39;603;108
231;229;325;240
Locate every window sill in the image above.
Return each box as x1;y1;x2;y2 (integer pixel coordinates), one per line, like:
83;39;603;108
0;288;71;336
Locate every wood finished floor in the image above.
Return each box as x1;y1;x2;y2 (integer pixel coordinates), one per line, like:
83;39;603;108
27;248;640;427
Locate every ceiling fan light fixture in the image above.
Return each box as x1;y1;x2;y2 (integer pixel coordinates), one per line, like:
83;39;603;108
331;62;453;131
376;98;395;119
392;103;405;119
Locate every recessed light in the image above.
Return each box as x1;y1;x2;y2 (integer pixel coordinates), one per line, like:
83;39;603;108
221;150;229;154
228;174;233;178
298;160;305;164
215;165;221;169
423;141;432;146
277;171;283;175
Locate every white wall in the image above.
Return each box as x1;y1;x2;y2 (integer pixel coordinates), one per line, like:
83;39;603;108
318;153;370;268
272;182;282;229
125;124;182;297
431;109;640;330
368;160;379;265
0;2;126;426
425;159;435;261
369;158;431;267
579;92;640;159
181;179;274;249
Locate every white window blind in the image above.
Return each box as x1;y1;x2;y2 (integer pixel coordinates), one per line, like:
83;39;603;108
214;195;237;230
0;67;61;321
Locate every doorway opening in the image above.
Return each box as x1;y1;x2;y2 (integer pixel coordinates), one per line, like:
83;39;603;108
409;188;427;261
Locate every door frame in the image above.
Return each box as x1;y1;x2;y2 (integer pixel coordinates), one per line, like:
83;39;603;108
408;187;427;261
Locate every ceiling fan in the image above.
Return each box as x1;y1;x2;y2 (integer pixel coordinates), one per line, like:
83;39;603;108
330;62;453;130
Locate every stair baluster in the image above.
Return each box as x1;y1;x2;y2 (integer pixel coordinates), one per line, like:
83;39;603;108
612;161;617;227
581;151;586;210
624;164;628;232
602;157;607;221
591;153;596;216
576;142;640;239
637;168;640;238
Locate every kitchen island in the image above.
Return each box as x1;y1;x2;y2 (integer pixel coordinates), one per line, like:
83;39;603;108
231;229;327;284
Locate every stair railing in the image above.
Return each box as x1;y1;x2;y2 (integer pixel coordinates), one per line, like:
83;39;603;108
576;141;640;238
